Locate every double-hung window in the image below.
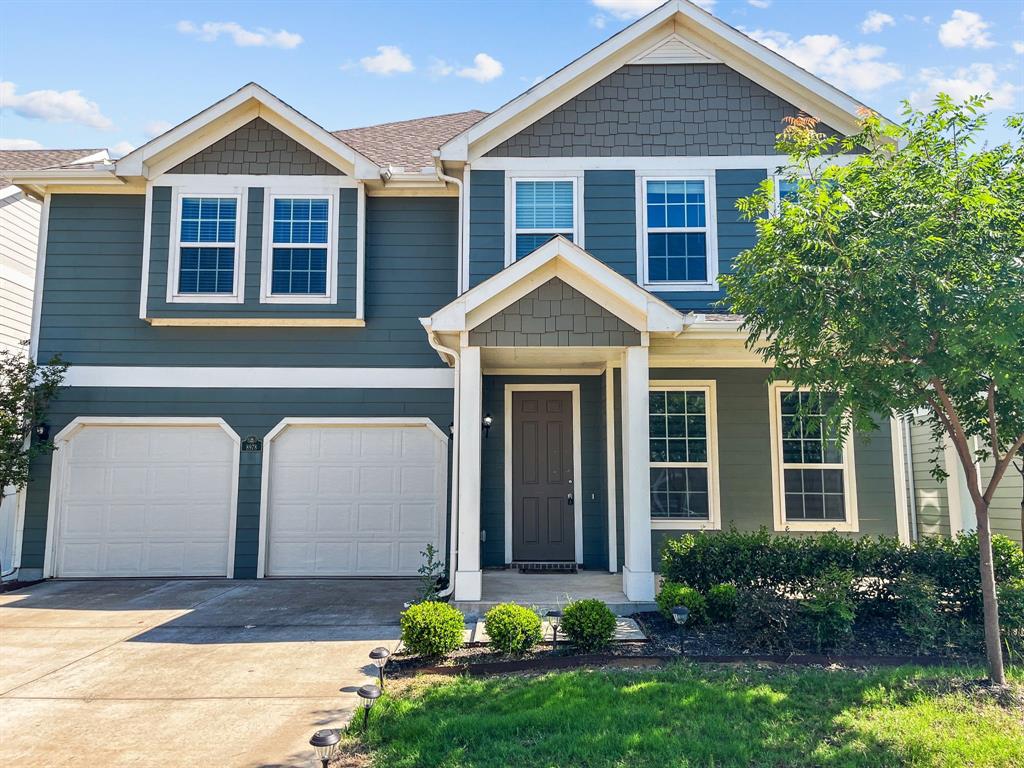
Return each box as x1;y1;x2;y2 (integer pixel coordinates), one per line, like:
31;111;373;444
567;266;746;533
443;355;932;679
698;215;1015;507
769;383;858;531
639;176;717;290
173;194;242;301
648;382;720;529
263;194;335;303
510;178;578;262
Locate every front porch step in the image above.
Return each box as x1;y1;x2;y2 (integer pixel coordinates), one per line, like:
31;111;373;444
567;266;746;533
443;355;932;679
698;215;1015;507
515;562;578;575
454;600;658;619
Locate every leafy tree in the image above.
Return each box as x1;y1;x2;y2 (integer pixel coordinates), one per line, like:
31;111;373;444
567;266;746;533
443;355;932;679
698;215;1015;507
0;347;68;571
721;96;1023;684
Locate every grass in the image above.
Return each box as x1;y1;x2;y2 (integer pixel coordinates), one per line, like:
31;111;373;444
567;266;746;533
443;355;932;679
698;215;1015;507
354;663;1024;768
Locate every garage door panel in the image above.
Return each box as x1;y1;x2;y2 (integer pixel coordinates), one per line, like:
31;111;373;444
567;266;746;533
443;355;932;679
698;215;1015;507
267;424;446;576
55;424;235;577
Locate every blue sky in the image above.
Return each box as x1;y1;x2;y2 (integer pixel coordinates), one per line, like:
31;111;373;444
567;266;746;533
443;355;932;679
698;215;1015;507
2;0;1022;156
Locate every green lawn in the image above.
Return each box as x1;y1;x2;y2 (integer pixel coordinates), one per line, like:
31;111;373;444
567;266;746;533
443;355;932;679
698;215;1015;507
357;663;1024;768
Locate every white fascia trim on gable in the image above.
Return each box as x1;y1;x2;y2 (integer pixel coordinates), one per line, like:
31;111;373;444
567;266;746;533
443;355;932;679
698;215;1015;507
62;366;455;389
116;83;380;180
440;0;873;162
428;236;686;335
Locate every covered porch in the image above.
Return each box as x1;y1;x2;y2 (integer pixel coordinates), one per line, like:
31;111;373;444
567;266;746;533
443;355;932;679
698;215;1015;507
455;569;658;616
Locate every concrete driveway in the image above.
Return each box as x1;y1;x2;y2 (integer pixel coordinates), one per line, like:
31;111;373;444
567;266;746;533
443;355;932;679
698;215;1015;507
0;578;417;767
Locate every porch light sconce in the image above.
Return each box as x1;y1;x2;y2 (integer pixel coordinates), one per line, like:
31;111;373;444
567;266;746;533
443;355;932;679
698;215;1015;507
546;610;562;647
482;413;493;438
309;729;340;768
448;422;455;437
34;422;50;442
357;683;382;730
369;646;391;689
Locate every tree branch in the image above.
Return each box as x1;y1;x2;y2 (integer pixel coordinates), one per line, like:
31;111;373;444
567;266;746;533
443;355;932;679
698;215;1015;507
984;432;1024;505
928;379;986;510
986;380;1001;464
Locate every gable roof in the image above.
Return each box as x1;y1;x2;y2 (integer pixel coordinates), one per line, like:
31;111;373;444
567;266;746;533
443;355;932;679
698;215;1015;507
441;0;875;161
334;110;487;171
0;148;107;187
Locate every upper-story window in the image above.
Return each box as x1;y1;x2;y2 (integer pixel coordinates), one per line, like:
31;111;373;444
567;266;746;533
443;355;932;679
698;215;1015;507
508;177;580;263
170;193;244;303
637;175;718;291
768;382;859;532
261;191;337;304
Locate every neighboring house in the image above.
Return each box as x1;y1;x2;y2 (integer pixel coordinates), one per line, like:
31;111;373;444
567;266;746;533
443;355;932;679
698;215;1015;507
10;1;916;602
903;418;1023;546
0;148;108;578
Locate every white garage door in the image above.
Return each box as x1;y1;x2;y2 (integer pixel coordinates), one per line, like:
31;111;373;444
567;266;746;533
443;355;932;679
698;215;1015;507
55;424;236;577
266;422;447;576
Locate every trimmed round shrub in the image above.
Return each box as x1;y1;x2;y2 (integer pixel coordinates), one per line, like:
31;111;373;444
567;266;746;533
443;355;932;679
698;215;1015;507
561;598;617;651
400;601;464;658
734;588;796;653
484;603;543;655
656;582;707;625
706;583;739;624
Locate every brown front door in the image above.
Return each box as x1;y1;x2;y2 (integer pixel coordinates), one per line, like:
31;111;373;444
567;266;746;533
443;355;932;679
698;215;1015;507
512;390;575;562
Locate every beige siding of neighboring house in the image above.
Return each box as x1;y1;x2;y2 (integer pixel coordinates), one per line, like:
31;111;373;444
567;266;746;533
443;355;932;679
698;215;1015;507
909;419;1024;545
0;189;40;354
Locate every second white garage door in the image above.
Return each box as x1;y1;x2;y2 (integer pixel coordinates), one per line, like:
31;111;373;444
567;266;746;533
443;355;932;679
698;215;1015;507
264;421;447;576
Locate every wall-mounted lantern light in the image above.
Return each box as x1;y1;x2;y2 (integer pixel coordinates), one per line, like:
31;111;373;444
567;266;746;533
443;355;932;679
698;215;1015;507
482;414;493;438
34;423;50;442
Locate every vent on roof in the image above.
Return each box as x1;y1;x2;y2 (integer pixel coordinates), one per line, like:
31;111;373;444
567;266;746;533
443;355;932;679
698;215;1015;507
629;34;720;65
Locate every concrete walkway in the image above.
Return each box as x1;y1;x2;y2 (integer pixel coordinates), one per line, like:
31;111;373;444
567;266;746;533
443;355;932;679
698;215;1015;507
0;578;416;767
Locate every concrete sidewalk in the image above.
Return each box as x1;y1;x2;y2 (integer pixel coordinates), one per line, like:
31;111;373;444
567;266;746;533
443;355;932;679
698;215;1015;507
0;578;416;767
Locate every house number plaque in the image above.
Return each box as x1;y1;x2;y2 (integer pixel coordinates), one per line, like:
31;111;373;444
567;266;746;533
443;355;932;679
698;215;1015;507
241;436;263;452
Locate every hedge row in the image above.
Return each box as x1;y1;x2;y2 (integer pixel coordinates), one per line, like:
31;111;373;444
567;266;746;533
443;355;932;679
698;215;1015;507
660;529;1024;619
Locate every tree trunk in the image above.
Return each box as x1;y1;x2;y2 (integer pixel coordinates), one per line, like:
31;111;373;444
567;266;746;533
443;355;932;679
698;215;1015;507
975;501;1005;685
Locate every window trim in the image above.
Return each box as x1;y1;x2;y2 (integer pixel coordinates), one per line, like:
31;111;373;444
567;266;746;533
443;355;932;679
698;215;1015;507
259;190;339;305
636;173;718;292
168;190;246;304
767;381;859;532
648;379;721;531
504;172;584;266
772;172;807;215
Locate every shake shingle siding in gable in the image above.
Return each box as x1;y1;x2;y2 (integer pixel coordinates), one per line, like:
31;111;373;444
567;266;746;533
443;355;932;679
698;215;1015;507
169;118;344;175
485;64;844;158
38;194;457;367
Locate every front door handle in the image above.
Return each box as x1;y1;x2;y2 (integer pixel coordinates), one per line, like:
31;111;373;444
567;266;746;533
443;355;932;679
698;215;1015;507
567;492;574;506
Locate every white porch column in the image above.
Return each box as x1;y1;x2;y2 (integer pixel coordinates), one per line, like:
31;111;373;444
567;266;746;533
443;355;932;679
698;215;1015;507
621;345;655;601
454;346;483;600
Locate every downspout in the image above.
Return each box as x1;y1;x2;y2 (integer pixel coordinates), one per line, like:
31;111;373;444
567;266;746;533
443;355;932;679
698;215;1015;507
902;416;919;541
421;320;461;599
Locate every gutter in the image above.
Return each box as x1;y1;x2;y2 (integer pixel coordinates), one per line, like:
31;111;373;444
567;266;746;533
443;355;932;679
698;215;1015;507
420;319;461;600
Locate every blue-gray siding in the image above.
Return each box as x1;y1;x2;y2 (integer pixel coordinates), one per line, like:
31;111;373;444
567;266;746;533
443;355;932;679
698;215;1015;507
38;194;457;367
21;387;454;578
468;170;504;288
146;187;358;318
480;375;609;570
584;170;637;281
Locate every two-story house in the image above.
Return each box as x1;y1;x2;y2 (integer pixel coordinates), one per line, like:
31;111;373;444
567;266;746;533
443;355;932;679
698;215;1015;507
10;1;913;603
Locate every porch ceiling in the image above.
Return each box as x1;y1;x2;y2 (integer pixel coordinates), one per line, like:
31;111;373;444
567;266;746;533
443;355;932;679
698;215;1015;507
481;345;623;373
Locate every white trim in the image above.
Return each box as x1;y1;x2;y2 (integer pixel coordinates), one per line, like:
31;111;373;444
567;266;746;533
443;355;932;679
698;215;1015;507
503;384;584;565
356;183;366;319
139;186;153;320
167;189;247;304
504;173;584;267
628;31;721;65
28;193;50;362
471;155;857;172
636;173;719;292
154;174;359;190
259;191;338;304
767;382;859;533
61;366;455;389
256;416;449;578
43;417;241;579
890;416;912;544
943;435;979;534
460;165;472;295
605;365;619;573
647;380;721;530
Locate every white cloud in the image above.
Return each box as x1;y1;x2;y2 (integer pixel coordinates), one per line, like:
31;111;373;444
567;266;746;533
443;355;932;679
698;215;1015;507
590;0;713;20
428;58;454;77
359;45;414;75
746;29;902;93
748;0;771;8
1013;41;1024;54
110;140;136;158
143;120;173;138
911;63;1020;110
457;53;504;83
860;11;895;34
176;20;302;49
590;14;608;29
938;10;994;49
0;138;43;150
0;81;113;130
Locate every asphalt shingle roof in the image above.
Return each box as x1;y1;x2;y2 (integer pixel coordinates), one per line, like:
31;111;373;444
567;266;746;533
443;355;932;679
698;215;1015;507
333;110;488;170
0;148;105;187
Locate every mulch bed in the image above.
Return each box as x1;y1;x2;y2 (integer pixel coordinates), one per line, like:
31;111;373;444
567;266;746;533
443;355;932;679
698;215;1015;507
388;610;973;678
